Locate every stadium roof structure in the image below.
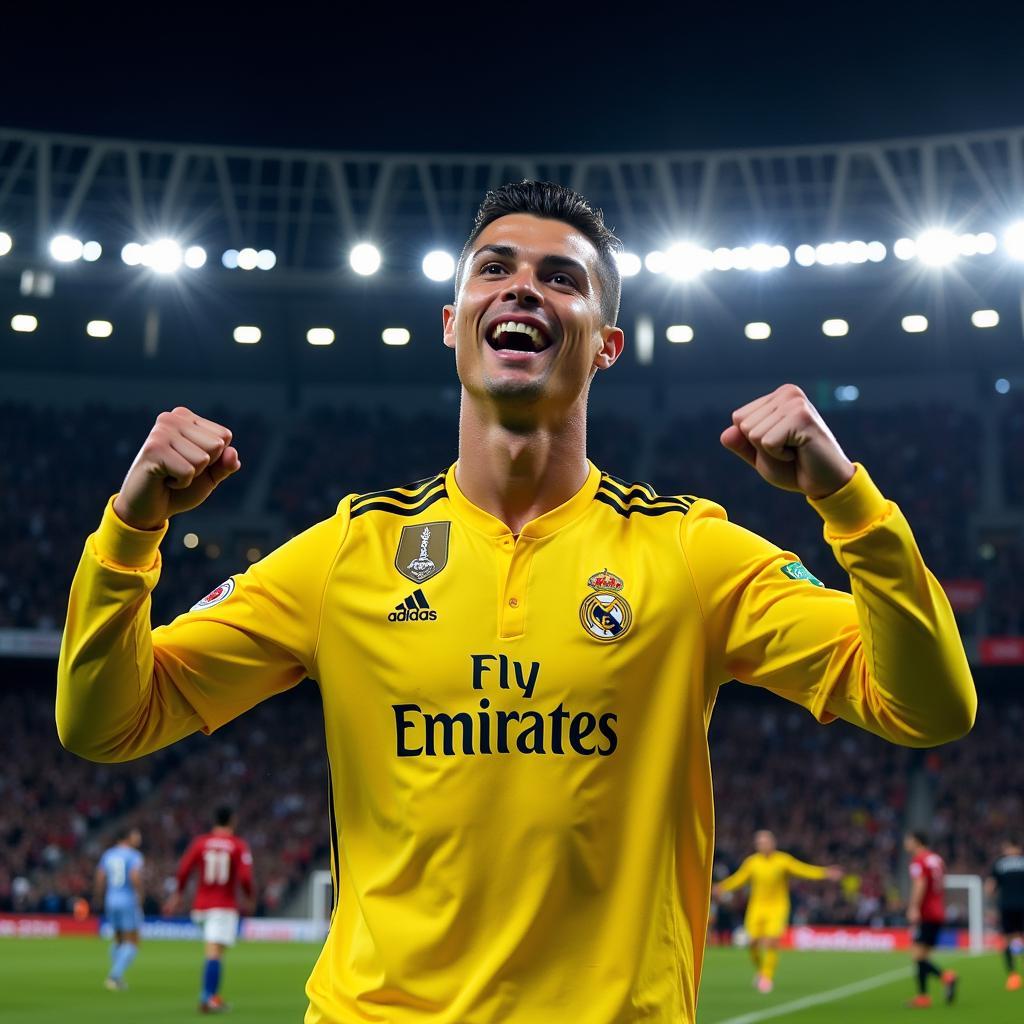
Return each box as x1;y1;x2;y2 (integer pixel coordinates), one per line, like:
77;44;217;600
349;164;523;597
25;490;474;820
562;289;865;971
2;123;1024;274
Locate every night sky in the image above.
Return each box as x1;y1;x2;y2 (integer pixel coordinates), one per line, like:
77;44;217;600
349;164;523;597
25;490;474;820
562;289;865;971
2;3;1023;152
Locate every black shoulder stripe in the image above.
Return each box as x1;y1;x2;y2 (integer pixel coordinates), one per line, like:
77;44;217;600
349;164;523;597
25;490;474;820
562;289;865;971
351;473;446;511
607;473;659;498
597;480;692;508
594;492;693;518
350;487;448;520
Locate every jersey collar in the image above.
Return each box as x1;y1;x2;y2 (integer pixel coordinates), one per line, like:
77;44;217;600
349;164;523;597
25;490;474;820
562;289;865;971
445;460;603;540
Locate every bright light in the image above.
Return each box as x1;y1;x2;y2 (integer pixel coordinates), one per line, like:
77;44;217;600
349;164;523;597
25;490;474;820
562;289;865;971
822;318;849;337
901;315;928;333
86;320;113;338
815;242;836;266
830;241;851;265
731;247;752;271
81;241;102;262
893;237;916;261
144;239;183;273
996;378;1011;394
957;234;979;257
614;252;642;278
644;250;667;274
744;321;771;341
237;247;258;270
975;231;997;255
834;385;860;402
222;249;240;269
749;243;775;272
422;250;456;282
307;328;335;346
712;247;735;271
183;532;199;549
50;234;83;262
350;243;381;276
666;324;694;343
382;327;411;346
665;243;711;280
11;314;38;333
121;242;142;266
0;232;11;256
916;229;959;266
184;246;207;269
867;241;887;262
1004;221;1024;260
794;244;816;267
971;309;999;328
771;245;791;268
233;325;261;344
256;249;276;271
847;241;869;264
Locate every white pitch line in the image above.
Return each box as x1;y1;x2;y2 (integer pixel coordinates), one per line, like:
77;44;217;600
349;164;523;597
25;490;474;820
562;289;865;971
707;966;910;1024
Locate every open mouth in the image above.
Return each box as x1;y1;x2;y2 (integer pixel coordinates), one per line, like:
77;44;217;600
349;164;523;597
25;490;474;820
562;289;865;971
486;320;553;354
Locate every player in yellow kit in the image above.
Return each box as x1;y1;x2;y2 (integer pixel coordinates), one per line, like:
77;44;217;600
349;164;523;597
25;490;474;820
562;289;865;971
715;830;841;992
57;181;976;1024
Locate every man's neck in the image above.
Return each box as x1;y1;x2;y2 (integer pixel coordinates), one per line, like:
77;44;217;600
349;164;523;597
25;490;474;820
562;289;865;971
455;395;590;535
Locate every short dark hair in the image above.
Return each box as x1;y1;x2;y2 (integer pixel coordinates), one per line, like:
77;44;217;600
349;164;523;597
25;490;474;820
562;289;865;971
908;830;929;846
457;180;622;325
214;805;235;827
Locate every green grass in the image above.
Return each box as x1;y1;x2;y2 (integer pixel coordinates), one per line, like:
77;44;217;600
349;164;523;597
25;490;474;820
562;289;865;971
1;938;1021;1022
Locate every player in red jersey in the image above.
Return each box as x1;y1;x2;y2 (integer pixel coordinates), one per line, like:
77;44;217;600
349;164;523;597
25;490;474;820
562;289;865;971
164;806;253;1014
904;831;957;1008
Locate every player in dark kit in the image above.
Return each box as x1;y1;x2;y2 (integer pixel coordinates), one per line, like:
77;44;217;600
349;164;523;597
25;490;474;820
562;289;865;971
988;839;1024;990
904;831;957;1008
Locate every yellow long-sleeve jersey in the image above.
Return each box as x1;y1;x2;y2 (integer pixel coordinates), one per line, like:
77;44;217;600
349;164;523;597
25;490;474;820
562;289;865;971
719;852;829;908
57;461;975;1023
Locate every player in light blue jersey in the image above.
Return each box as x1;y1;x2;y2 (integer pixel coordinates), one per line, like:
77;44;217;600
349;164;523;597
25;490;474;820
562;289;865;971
94;826;144;991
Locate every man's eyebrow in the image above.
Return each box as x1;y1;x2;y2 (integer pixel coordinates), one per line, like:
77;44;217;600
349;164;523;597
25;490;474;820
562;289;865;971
472;245;591;283
472;244;517;261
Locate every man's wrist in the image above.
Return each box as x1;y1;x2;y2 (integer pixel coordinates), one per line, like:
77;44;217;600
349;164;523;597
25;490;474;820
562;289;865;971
806;463;889;535
95;495;168;569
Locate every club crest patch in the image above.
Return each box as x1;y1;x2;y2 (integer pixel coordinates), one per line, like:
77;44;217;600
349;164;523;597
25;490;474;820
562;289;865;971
780;561;824;587
191;578;236;611
395;521;451;584
579;568;633;642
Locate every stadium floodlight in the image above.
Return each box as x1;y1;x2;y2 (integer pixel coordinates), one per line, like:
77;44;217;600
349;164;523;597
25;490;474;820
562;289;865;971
1004;221;1024;260
995;378;1011;394
222;249;240;269
422;250;456;282
233;325;261;344
847;241;869;264
81;241;102;262
957;234;980;257
822;319;849;337
893;238;917;261
771;245;791;268
867;241;887;262
237;247;258;271
256;249;277;271
121;242;144;266
382;327;411;346
184;246;207;269
350;243;382;276
644;250;667;274
749;243;775;272
901;314;928;333
50;234;84;262
971;309;999;329
0;231;12;256
830;241;851;266
916;229;958;266
712;247;735;271
183;532;200;549
744;321;771;341
307;328;335;346
730;247;752;271
975;231;997;255
86;320;113;338
834;385;860;402
11;314;38;333
666;324;694;343
665;243;711;280
815;243;836;267
144;238;183;274
794;244;816;267
613;252;642;278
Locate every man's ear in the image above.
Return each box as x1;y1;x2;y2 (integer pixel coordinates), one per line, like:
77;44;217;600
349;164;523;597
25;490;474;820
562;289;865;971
442;304;456;350
594;325;625;370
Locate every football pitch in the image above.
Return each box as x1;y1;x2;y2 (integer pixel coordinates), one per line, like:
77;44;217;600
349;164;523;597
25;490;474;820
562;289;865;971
2;939;1021;1022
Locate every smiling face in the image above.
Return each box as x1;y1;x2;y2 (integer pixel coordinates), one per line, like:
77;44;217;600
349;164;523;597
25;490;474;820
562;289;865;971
443;213;623;424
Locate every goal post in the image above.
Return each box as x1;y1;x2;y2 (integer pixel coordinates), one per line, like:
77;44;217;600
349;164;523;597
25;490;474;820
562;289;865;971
945;873;985;953
310;869;334;926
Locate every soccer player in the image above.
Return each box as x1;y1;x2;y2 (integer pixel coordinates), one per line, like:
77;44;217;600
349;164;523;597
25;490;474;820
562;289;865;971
57;181;976;1024
164;805;253;1014
987;839;1024;990
904;831;957;1007
713;830;841;992
94;826;143;991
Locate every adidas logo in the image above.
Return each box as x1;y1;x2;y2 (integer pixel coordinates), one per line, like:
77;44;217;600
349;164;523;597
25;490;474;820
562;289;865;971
388;589;438;622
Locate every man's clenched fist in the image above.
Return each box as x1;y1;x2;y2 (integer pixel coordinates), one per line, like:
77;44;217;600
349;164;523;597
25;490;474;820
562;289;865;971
720;384;855;500
112;408;241;531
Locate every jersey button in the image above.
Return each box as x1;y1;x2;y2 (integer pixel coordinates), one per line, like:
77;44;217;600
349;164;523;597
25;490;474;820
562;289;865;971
508;597;519;607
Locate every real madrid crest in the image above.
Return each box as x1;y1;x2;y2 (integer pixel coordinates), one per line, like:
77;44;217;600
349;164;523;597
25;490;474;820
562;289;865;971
579;568;633;642
395;521;451;584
